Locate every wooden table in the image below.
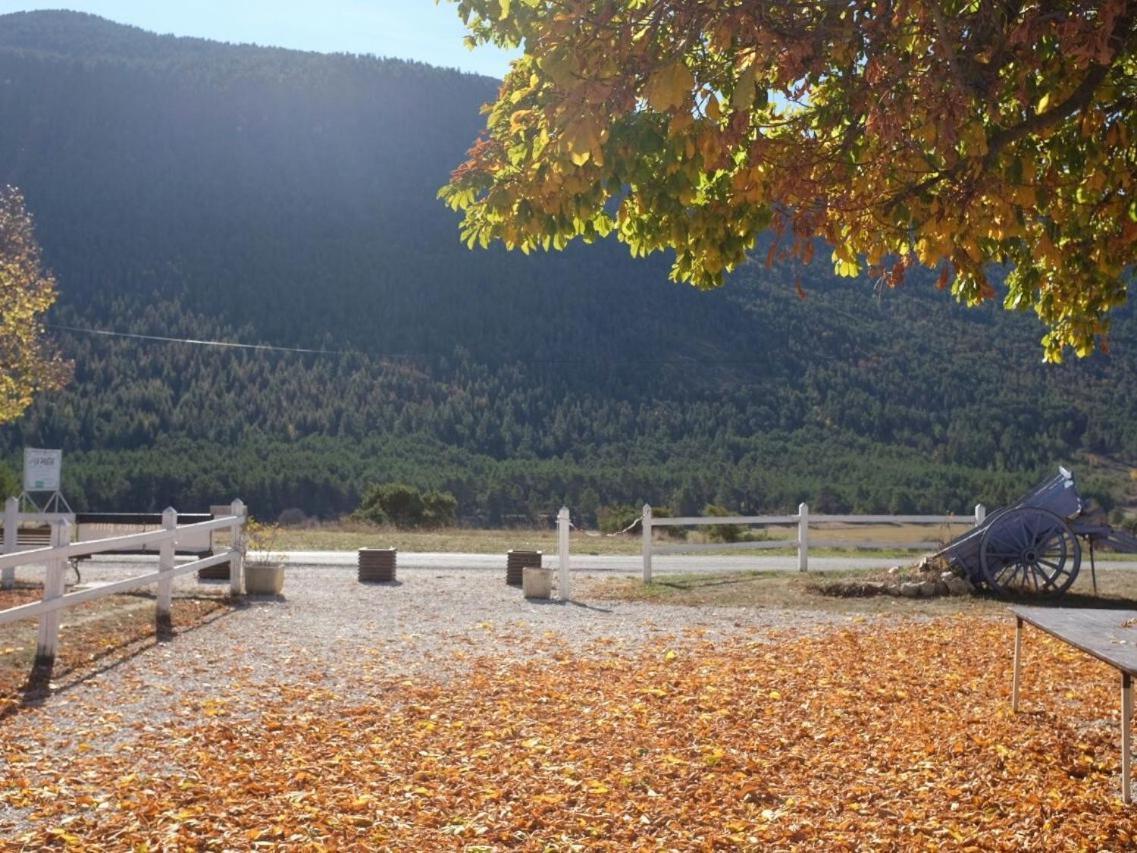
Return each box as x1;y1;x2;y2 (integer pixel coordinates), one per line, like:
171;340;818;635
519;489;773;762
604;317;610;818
1011;606;1137;803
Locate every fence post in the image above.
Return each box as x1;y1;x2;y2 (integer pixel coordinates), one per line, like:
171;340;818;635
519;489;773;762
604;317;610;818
229;498;245;597
557;506;571;600
2;496;17;589
797;502;810;572
642;503;653;584
974;504;986;526
35;519;70;667
157;507;176;633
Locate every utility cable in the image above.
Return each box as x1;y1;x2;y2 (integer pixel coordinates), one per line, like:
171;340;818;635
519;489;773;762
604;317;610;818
47;324;346;356
48;322;808;366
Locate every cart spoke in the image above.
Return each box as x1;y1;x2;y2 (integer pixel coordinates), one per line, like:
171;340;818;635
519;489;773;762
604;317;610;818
998;563;1025;588
1034;562;1059;590
986;546;1021;561
1014;521;1034;553
1027;512;1044;547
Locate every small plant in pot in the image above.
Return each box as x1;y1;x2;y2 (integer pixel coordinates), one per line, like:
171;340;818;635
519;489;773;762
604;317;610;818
243;519;287;595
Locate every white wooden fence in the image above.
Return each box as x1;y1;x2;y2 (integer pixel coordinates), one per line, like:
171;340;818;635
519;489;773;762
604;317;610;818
0;500;246;666
640;502;986;582
1;500;218;590
1;504;73;567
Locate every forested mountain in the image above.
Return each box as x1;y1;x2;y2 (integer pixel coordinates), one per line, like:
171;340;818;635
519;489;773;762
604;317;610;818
2;11;1136;524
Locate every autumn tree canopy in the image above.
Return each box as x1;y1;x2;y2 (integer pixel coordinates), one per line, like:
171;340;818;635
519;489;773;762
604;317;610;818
440;0;1137;360
0;187;69;424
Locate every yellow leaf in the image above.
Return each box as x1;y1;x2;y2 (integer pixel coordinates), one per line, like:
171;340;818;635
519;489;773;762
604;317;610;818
563;116;600;167
644;62;693;112
706;93;721;121
732;64;756;112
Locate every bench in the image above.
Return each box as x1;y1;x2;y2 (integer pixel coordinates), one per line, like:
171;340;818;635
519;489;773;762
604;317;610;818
74;513;214;558
16;526;52;549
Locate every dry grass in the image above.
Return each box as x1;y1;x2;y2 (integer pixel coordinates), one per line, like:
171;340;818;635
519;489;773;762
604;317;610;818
270;520;974;557
579;566;1137;617
270;523;659;555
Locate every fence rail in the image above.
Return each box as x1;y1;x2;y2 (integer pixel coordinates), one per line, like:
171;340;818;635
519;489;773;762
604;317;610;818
0;500;246;666
641;502;986;582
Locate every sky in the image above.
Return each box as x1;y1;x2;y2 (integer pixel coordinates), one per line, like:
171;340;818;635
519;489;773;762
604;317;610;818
0;1;519;77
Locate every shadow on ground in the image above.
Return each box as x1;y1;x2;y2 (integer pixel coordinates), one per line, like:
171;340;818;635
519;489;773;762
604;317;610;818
0;595;241;722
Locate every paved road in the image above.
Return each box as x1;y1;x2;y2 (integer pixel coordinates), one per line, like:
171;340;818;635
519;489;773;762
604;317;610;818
276;550;886;573
77;550;1137;577
266;551;1137;575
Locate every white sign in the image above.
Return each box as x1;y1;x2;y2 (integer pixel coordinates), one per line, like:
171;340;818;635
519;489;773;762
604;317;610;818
23;448;62;492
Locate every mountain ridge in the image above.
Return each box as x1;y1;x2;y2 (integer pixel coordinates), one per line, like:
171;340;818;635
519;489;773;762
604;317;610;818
1;10;1135;523
0;10;496;79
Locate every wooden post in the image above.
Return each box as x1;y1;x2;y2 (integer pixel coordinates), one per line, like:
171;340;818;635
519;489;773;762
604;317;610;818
157;507;176;633
975;504;986;526
229;498;245;597
1124;672;1133;804
797;503;810;572
557;506;571;600
35;519;70;666
2;496;17;589
1012;617;1023;713
642;504;653;584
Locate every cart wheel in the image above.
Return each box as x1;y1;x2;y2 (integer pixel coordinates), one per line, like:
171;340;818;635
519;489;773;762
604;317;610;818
979;507;1080;595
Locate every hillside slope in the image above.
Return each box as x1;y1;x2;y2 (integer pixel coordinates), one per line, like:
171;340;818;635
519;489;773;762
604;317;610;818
1;11;1135;522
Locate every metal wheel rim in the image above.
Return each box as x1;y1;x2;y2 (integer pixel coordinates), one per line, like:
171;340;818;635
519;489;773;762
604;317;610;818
979;507;1080;596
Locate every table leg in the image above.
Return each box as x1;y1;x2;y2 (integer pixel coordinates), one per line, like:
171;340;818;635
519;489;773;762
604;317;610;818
1123;672;1133;805
1012;617;1023;713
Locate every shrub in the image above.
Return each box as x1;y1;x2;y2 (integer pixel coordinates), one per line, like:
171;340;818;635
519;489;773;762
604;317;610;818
355;482;456;529
703;503;743;543
421;490;457;528
598;503;642;534
243;519;287;566
277;507;307;527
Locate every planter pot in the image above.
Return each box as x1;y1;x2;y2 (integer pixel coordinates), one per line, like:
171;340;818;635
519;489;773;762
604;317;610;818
522;566;554;599
245;563;285;595
506;549;542;586
358;547;397;583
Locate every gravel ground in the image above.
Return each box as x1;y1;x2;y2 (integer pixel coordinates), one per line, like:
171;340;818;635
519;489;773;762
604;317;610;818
3;561;854;724
73;557;855;677
0;562;856;835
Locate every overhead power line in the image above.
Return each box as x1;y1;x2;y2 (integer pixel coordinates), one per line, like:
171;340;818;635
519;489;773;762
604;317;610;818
48;324;346;356
47;322;812;367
